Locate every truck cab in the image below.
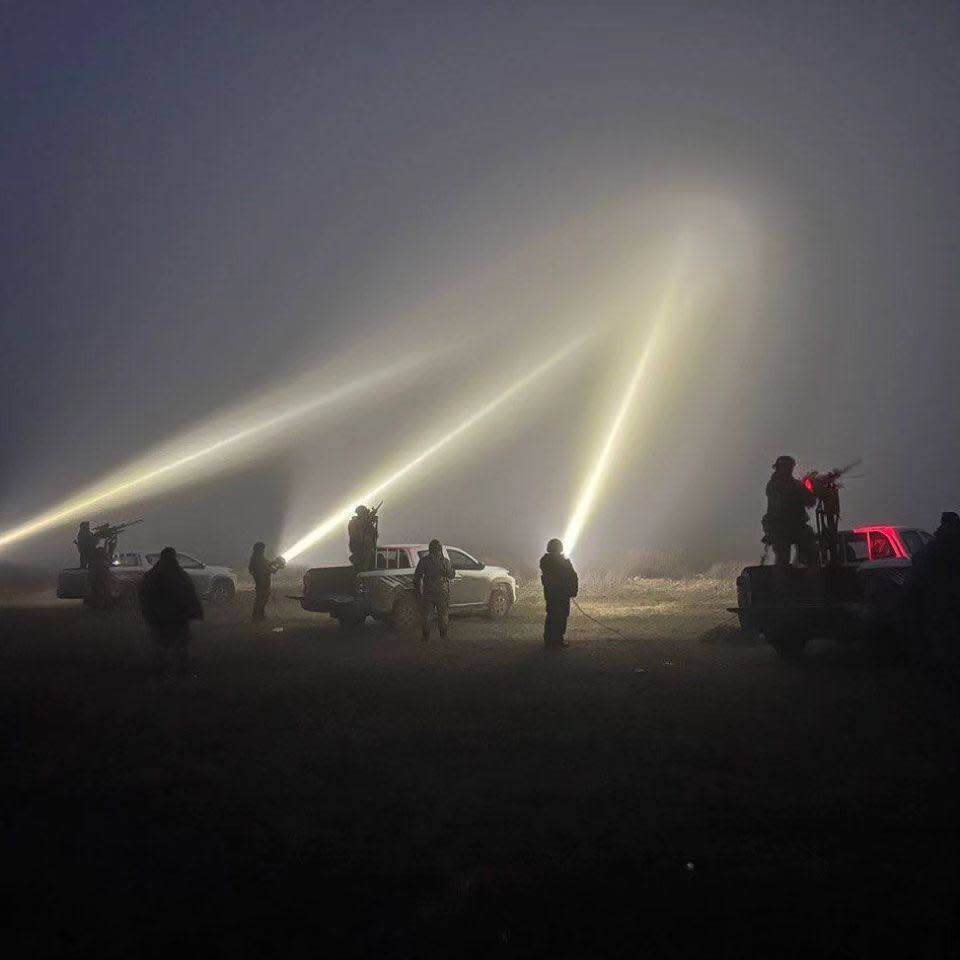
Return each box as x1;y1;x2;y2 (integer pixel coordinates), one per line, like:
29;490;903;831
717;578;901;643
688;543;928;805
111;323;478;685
734;524;932;658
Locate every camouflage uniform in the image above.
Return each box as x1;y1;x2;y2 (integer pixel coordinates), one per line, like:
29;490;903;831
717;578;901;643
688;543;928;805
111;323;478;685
75;523;98;569
348;512;378;572
413;550;455;640
763;473;817;566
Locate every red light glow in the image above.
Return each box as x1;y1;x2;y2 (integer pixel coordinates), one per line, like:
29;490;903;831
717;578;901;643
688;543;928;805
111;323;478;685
853;525;909;560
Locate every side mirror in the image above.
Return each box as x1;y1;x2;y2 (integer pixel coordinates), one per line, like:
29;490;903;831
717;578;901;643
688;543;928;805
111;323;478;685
475;561;486;570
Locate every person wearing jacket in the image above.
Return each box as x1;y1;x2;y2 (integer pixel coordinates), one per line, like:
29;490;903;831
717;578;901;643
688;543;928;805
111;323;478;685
539;538;578;648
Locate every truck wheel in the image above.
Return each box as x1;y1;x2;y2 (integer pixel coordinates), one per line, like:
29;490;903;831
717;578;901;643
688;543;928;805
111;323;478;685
209;579;235;605
335;605;367;632
764;624;808;660
391;594;422;635
487;587;512;620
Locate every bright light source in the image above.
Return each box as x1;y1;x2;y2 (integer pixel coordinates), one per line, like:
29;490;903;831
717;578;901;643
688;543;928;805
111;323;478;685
561;266;684;557
281;337;588;562
0;352;428;554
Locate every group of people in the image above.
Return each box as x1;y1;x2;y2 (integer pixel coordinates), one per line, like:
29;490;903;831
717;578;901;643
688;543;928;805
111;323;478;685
131;531;581;678
406;536;578;648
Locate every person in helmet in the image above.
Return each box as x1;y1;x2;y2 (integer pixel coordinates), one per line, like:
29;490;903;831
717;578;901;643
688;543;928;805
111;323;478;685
539;538;579;648
348;505;378;572
413;539;455;641
762;455;817;567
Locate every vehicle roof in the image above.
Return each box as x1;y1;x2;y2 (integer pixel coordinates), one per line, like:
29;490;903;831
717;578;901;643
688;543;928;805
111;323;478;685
116;547;208;558
380;543;456;552
843;525;927;534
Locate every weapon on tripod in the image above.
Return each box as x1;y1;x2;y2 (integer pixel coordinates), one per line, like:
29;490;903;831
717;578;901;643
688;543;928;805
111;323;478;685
802;461;861;568
91;517;144;560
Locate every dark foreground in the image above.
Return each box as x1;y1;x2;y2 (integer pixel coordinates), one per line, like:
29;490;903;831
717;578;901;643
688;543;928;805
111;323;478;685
2;581;958;958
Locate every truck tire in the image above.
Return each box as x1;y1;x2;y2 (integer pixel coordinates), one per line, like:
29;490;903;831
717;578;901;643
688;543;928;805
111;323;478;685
762;612;808;660
766;629;808;660
391;593;422;635
334;604;367;632
487;587;512;620
209;578;236;605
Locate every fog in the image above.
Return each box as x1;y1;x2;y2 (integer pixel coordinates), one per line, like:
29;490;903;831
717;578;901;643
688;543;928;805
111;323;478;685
2;1;957;573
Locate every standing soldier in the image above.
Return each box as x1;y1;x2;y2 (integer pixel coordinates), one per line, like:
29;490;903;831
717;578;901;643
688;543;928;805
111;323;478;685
539;538;579;649
413;539;455;641
249;541;285;622
87;546;117;610
762;455;817;567
348;504;379;572
139;547;204;679
75;521;98;569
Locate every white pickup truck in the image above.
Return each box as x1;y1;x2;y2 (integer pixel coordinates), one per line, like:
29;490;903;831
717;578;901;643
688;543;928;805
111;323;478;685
57;549;240;605
297;543;517;631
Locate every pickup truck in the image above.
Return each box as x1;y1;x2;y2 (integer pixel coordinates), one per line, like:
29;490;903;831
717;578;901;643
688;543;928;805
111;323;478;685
733;524;932;658
296;543;517;631
57;549;240;605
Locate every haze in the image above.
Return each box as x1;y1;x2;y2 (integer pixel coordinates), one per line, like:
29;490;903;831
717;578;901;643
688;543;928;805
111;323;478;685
2;1;957;572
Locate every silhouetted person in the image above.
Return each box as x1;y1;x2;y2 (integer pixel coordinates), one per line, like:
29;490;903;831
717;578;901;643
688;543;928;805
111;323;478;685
762;455;817;566
348;505;378;571
75;521;97;569
87;546;117;610
540;538;578;648
413;539;455;641
909;511;960;658
139;547;203;679
249;541;284;622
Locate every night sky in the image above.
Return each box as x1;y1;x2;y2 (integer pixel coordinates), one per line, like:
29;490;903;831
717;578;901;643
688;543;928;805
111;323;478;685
2;1;958;569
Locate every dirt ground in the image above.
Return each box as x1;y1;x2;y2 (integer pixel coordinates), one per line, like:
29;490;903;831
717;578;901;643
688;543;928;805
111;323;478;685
2;578;958;958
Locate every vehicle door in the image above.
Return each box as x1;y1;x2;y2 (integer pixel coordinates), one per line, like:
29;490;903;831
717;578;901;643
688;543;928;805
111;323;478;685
112;551;143;587
177;553;211;595
445;548;489;605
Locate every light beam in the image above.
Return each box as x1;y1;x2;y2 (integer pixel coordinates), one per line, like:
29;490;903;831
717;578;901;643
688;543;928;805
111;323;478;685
0;352;428;553
561;269;684;556
280;337;587;562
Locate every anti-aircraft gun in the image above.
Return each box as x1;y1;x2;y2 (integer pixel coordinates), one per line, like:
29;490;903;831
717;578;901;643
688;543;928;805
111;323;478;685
732;460;936;661
801;461;861;568
91;517;143;561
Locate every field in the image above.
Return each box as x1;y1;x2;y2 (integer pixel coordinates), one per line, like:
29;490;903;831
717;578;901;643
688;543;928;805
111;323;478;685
2;576;958;958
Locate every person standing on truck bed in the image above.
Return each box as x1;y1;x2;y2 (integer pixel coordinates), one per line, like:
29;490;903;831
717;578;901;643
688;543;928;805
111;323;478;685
75;521;98;569
762;455;817;567
348;505;378;572
413;539;455;642
139;547;203;679
540;538;579;649
249;541;284;622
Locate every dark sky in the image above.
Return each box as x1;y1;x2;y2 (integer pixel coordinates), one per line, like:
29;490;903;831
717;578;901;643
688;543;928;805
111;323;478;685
2;0;958;569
